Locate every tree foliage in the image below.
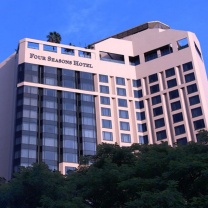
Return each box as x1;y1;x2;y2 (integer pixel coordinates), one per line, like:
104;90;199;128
46;31;62;43
1;142;208;207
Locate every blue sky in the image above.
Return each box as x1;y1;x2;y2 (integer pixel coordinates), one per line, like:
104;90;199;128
1;0;208;71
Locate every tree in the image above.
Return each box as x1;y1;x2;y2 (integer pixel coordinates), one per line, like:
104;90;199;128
46;31;62;43
1;143;208;207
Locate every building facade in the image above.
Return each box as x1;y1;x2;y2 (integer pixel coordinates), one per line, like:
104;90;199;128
0;21;208;179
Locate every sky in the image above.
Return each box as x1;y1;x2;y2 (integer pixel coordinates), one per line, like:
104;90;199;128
1;0;208;71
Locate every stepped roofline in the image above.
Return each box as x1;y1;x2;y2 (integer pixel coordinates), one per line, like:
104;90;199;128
90;21;170;47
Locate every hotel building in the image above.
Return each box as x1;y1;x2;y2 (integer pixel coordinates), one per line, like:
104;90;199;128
0;21;208;179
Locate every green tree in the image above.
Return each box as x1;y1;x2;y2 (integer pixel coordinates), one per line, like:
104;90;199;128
46;31;62;43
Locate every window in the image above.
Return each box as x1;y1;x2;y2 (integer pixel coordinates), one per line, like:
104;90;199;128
119;110;129;119
175;125;185;135
177;38;189;50
165;68;175;78
102;131;113;141
121;134;131;143
150;84;160;94
61;48;74;55
183;62;193;72
139;135;148;144
99;74;108;83
189;95;200;106
169;90;179;100
151;95;161;105
129;55;140;66
160;45;173;56
132;79;141;87
138;123;147;132
177;137;187;145
117;88;126;96
136;112;145;121
194;119;205;130
102;119;112;129
100;96;110;105
78;50;91;58
100;85;109;94
155;118;165;128
101;107;111;116
116;77;125;85
187;84;197;94
28;42;39;49
167;79;177;88
191;107;202;118
100;51;124;64
120;122;130;131
149;73;158;83
135;101;144;109
156;130;167;141
171;101;181;111
134;89;143;98
21;149;36;159
173;112;183;123
118;99;127;107
153;106;163;117
185;73;195;83
195;42;202;59
145;50;158;62
43;44;57;52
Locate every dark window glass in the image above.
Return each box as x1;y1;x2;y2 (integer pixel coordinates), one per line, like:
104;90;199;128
149;73;158;83
155;118;165;128
136;112;145;120
151;95;161;105
175;125;185;135
173;112;183;123
165;68;175;78
99;74;108;83
150;84;160;94
187;84;197;94
169;90;179;100
119;110;129;119
100;96;110;105
135;101;144;109
191;107;202;118
118;99;127;107
102;131;113;141
116;77;125;85
138;123;147;132
145;50;158;62
189;95;200;106
156;130;167;141
171;101;181;111
167;79;177;88
185;73;195;83
139;135;148;144
120;122;130;131
177;137;187;145
153;106;163;117
183;61;193;72
132;79;141;87
134;89;143;98
194;119;205;130
117;88;126;96
100;85;109;94
101;107;111;116
121;134;131;143
102;119;112;129
160;45;173;56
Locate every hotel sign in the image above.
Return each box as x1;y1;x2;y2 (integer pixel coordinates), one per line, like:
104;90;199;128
29;53;93;68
